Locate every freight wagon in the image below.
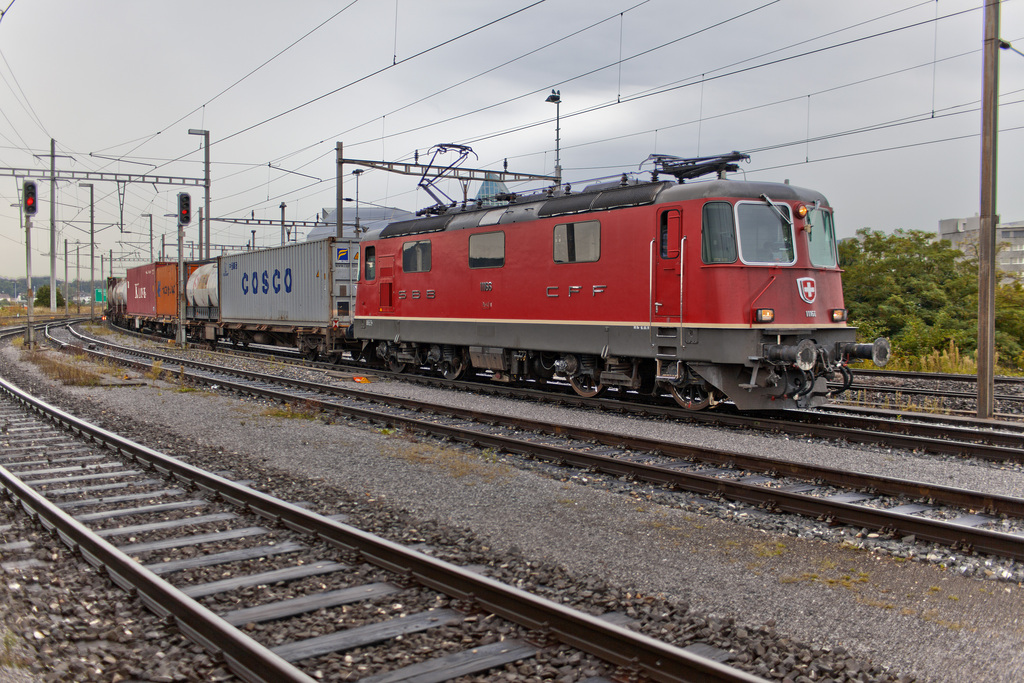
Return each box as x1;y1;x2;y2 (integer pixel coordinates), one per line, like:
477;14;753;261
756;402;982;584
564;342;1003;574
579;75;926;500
187;237;360;360
123;262;198;336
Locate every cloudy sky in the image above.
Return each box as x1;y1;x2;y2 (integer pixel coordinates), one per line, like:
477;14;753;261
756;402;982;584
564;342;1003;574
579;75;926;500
0;0;1021;280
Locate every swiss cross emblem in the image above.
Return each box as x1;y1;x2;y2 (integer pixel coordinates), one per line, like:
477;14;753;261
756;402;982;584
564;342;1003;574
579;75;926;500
797;277;816;304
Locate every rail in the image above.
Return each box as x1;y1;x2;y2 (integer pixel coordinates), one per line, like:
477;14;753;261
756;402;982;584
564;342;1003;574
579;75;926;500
0;372;765;683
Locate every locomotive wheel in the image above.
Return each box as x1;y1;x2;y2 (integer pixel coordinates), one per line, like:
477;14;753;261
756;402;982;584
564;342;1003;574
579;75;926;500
440;356;468;381
388;359;407;373
569;374;606;398
668;382;712;411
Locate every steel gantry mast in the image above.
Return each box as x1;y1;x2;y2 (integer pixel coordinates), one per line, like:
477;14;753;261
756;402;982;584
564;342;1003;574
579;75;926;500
3;165;204;304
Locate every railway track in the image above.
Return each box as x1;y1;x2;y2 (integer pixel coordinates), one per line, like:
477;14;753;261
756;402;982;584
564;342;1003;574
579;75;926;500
0;370;765;682
74;322;1024;466
830;367;1024;416
53;323;1024;563
109;318;1024;423
186;330;1024;419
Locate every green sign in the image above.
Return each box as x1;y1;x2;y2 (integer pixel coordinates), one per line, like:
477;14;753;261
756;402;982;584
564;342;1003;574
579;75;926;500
95;288;106;303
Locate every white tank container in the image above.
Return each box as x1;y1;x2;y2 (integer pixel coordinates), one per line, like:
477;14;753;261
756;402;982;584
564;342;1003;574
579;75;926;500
112;279;128;306
186;262;218;307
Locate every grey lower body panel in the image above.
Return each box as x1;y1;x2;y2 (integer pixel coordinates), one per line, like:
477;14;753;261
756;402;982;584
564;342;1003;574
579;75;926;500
353;317;857;363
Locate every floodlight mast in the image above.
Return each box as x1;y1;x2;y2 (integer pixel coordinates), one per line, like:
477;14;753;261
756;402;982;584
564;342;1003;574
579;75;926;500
545;90;561;187
188;129;211;259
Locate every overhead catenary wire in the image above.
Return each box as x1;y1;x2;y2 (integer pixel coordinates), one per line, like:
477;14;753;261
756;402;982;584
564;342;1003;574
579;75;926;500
7;1;957;211
220;4;1004;234
1;1;1013;264
213;1;547;148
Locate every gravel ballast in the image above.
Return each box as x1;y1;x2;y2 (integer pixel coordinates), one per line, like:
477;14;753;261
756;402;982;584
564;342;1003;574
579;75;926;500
2;341;1023;682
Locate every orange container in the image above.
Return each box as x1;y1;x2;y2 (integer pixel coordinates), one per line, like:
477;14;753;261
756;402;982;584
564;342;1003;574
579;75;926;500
154;263;180;318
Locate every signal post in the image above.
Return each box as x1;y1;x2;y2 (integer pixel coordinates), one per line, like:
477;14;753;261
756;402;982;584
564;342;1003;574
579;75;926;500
177;192;191;345
23;181;37;349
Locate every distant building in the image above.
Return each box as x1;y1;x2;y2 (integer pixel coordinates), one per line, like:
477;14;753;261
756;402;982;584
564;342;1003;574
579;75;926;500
476;172;510;207
306;206;415;241
938;216;1024;280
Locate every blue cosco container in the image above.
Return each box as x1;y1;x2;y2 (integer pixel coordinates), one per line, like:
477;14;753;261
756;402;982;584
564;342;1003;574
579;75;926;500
218;237;359;327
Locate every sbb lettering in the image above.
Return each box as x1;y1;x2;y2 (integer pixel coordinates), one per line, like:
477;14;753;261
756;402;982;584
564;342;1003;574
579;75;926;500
545;284;608;298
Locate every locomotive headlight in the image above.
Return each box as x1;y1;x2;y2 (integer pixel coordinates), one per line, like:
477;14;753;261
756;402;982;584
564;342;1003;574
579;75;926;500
754;308;775;323
830;308;848;322
795;203;808;219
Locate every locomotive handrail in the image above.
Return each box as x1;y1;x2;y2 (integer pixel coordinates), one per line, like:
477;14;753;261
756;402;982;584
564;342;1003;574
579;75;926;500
648;238;656;332
748;274;776;326
678;235;686;320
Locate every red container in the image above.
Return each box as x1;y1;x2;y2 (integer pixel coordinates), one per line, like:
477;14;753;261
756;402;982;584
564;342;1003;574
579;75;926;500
126;263;157;317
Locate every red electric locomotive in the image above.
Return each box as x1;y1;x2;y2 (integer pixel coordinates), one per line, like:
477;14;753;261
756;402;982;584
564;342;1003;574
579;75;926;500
351;152;888;410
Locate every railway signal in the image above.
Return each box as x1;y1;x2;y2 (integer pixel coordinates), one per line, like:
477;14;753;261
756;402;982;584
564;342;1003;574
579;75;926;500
177;192;191;227
23;181;37;215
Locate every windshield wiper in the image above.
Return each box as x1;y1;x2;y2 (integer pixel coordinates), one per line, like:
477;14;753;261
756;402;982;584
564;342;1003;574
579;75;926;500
759;193;792;227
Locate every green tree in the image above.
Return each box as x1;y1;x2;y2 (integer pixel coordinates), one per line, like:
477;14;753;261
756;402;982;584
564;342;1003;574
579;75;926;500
840;228;1024;370
33;285;65;308
995;281;1024;366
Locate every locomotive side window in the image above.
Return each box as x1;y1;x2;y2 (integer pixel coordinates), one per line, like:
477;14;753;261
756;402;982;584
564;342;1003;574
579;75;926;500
807;208;837;267
737;202;794;264
469;231;505;269
402;240;432;273
363;246;376;281
553;220;600;264
701;202;737;264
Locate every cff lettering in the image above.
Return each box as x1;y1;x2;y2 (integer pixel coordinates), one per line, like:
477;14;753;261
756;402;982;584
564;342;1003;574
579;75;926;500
242;268;293;295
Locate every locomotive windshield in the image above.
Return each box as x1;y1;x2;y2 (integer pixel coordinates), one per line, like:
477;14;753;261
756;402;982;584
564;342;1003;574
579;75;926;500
737;202;794;264
806;207;837;267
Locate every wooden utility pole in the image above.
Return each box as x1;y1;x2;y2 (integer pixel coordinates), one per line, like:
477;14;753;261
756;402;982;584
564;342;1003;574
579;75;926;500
978;0;1000;419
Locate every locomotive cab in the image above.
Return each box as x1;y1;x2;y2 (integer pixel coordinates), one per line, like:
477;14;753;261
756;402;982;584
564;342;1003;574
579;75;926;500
656;180;888;409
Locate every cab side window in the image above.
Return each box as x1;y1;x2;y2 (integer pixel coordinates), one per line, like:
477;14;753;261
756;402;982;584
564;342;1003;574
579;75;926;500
363;246;376;281
701;202;737;263
660;210;681;258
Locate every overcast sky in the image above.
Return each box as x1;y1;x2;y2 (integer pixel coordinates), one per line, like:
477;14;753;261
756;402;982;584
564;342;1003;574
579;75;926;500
0;0;1022;280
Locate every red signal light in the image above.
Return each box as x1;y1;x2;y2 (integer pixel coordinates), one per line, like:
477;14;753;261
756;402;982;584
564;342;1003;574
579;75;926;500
23;181;37;215
177;192;191;226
